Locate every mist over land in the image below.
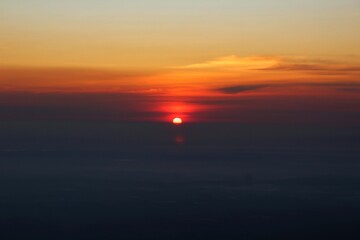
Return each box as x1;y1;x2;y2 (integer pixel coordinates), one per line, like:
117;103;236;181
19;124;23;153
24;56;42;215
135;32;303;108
1;121;360;239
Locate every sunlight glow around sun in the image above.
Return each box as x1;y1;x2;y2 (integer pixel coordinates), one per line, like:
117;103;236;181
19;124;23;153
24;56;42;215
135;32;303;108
172;117;183;125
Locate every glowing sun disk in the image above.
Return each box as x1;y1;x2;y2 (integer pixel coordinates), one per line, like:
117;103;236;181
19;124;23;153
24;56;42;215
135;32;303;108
172;117;183;125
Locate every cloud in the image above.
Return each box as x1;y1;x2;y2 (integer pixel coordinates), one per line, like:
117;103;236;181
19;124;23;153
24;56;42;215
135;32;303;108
175;55;360;74
174;55;281;70
216;84;269;94
214;82;360;94
267;62;360;72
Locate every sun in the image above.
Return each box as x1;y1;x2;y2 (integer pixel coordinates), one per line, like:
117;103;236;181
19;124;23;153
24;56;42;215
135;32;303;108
172;117;183;125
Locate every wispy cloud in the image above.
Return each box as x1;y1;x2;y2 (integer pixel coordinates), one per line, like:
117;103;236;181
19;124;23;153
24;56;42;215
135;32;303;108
216;84;270;94
174;55;281;70
267;60;360;72
175;55;360;74
215;82;360;94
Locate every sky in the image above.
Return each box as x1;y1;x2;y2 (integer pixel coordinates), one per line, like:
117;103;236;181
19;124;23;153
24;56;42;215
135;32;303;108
1;0;360;124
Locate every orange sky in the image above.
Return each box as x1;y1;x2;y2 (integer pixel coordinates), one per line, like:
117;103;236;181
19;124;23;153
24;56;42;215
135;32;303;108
0;56;359;123
1;1;359;124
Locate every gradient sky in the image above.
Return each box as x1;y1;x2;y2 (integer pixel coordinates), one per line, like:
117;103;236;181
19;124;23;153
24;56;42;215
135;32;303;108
2;0;360;68
1;0;360;123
